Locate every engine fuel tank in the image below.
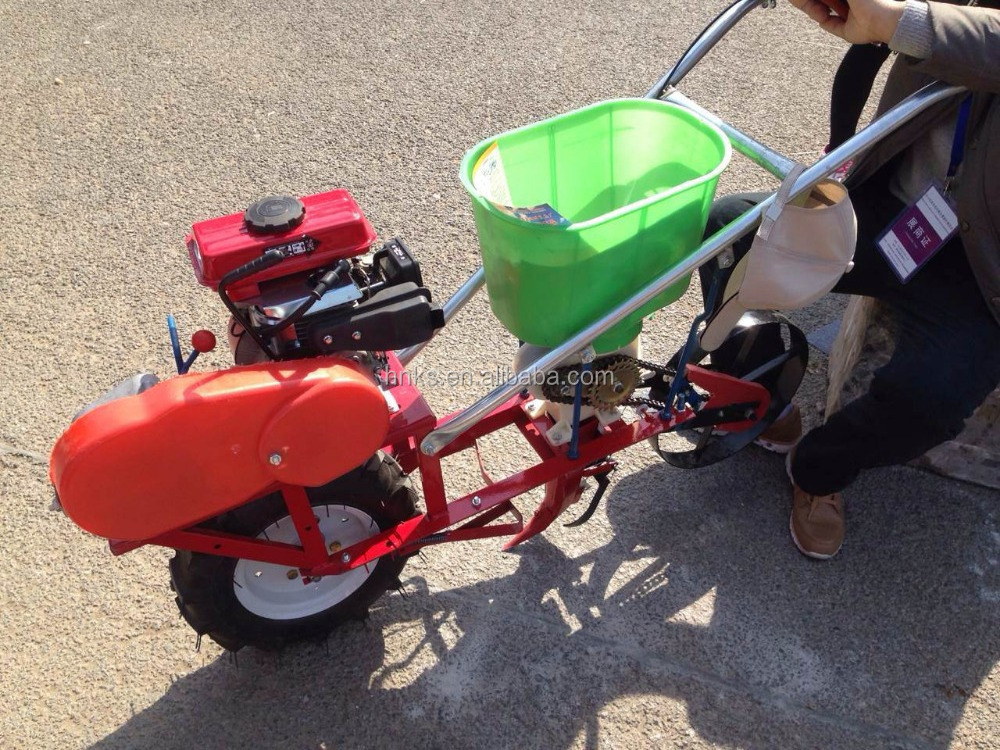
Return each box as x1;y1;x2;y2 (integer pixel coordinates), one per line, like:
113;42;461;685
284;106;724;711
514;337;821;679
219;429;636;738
188;189;377;301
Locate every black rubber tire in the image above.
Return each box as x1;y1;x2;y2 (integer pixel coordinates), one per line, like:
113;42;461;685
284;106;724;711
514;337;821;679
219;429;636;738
169;452;417;652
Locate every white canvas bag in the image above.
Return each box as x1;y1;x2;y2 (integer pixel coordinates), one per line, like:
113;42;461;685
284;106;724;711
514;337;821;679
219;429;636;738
700;164;857;351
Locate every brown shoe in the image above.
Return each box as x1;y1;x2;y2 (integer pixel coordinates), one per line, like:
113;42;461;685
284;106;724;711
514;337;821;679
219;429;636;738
755;403;802;454
785;448;842;559
786;448;844;559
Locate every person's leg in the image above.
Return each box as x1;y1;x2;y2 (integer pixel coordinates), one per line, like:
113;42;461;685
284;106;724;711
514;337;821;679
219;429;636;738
783;169;1000;556
792;243;1000;496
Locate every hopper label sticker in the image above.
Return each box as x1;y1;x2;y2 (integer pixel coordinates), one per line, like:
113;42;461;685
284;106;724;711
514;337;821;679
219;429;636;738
472;143;570;226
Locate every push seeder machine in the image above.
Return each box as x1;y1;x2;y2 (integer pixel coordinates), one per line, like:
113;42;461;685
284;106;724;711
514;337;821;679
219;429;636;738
48;1;965;650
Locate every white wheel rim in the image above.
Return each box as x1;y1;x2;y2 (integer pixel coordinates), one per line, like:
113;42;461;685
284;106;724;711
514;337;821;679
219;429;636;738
233;505;379;620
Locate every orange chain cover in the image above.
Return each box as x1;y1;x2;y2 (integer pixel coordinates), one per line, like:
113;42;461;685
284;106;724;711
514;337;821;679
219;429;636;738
50;358;389;541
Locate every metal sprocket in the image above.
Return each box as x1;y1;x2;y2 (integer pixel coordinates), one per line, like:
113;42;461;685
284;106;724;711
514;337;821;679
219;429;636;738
541;355;674;410
584;358;643;410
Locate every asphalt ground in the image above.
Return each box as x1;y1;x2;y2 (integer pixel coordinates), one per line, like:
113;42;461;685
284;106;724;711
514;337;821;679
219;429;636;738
1;1;998;748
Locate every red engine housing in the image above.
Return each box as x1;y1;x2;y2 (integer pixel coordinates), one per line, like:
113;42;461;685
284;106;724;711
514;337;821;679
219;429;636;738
187;189;377;302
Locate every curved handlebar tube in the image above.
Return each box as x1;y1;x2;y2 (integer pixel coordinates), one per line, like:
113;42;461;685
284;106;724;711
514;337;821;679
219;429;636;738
647;0;770;97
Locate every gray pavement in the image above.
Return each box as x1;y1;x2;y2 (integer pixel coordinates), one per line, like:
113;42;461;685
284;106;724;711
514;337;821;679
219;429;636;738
1;1;998;748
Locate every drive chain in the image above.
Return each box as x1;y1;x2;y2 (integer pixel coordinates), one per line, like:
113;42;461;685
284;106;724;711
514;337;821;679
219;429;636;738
540;354;678;411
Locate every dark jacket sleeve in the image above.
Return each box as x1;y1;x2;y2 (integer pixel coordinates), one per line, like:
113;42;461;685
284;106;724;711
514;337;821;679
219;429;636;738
903;3;1000;92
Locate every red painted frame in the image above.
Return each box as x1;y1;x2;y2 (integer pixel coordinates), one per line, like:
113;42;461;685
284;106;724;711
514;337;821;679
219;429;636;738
109;353;770;579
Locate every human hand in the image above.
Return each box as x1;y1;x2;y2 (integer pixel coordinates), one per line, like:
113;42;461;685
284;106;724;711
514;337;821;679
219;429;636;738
788;0;907;44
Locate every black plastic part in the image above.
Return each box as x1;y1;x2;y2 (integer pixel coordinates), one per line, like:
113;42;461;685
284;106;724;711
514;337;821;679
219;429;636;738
220;248;287;287
244;195;306;234
313;260;353;298
304;282;445;352
373;238;423;288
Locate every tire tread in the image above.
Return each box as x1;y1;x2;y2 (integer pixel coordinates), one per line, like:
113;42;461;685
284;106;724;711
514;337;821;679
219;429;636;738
169;453;416;652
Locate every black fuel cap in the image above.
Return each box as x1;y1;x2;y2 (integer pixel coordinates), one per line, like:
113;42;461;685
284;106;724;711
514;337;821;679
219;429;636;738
244;195;306;234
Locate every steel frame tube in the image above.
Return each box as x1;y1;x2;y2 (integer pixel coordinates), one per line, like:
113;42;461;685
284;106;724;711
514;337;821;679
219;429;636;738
664;89;798;178
419;81;963;457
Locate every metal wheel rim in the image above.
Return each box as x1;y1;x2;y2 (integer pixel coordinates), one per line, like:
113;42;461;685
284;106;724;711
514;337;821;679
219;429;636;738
233;505;379;620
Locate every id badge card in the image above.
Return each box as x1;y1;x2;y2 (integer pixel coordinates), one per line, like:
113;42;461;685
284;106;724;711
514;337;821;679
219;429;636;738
876;184;960;283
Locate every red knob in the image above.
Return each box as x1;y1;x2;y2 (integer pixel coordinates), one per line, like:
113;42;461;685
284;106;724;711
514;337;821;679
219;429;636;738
191;330;217;354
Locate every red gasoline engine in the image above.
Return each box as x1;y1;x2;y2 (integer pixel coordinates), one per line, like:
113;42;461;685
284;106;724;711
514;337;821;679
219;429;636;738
188;190;444;364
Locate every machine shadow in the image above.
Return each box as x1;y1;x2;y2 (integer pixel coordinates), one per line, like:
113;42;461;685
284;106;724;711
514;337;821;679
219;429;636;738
92;449;999;750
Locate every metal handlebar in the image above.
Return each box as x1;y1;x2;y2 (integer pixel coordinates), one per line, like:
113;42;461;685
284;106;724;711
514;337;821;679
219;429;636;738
647;0;772;97
664;90;799;179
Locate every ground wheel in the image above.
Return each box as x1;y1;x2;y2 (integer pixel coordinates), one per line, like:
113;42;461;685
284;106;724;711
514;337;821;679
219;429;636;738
650;311;808;468
169;452;417;651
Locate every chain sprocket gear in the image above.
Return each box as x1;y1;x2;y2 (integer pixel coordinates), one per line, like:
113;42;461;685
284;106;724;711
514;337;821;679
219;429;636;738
584;358;642;410
541;355;675;410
